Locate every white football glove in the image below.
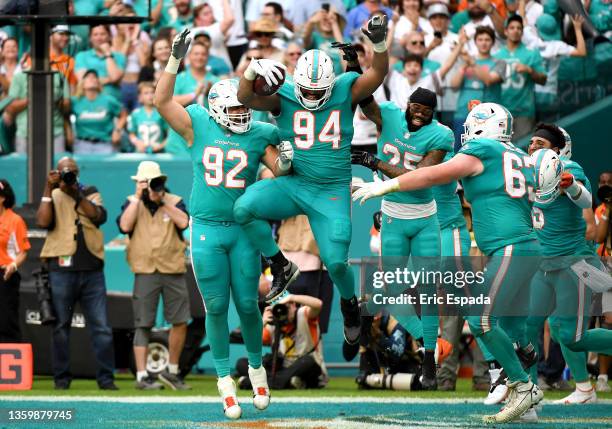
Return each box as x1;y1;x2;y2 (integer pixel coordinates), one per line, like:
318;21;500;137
277;140;293;171
244;59;286;86
352;174;400;205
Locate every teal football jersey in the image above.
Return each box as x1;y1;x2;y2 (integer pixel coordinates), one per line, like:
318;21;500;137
458;138;536;255
432;153;466;230
275;71;360;185
186;105;279;221
455;57;505;120
533;159;593;256
127;107;168;148
377;102;454;205
494;43;545;118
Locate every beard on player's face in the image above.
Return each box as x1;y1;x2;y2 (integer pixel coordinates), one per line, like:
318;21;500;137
405;103;434;130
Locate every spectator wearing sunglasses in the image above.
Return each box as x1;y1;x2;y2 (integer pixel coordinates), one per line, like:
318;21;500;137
243;18;284;62
282;43;303;76
392;31;440;78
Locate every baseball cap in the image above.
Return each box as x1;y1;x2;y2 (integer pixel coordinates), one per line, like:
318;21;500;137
427;4;450;19
50;25;72;35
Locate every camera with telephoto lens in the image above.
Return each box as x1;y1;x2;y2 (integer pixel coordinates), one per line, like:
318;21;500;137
272;303;289;326
33;268;56;325
598;185;612;204
60;168;77;186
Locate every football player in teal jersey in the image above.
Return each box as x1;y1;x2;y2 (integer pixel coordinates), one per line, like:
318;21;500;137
351;87;454;389
353;102;544;423
233;15;390;346
526;124;612;407
155;29;294;420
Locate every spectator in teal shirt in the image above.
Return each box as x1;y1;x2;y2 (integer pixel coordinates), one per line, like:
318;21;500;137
451;26;505;148
494;15;546;141
303;8;347;76
127;82;168;153
75;25;126;103
71;70;127;154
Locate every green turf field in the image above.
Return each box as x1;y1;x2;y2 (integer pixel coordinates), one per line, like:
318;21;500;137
1;374;610;400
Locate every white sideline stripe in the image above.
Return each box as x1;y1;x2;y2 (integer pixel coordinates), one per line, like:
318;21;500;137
0;396;611;405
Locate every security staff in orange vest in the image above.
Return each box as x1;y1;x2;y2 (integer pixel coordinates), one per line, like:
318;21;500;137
117;161;191;391
36;157;116;391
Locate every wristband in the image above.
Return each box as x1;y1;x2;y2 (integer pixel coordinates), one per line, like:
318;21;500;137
165;55;181;74
244;66;257;81
41;196;52;203
372;41;387;53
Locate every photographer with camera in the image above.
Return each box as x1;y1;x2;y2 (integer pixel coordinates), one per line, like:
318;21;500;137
117;161;190;391
0;179;30;343
352;310;426;391
236;293;326;389
36;157;117;391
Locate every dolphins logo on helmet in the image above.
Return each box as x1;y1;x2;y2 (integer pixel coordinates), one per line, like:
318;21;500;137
293;49;336;111
208;79;252;134
532;148;563;204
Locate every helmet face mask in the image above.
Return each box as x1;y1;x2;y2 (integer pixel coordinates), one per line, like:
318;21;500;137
208;80;252;134
293;49;336;111
461;102;514;145
532;148;563;205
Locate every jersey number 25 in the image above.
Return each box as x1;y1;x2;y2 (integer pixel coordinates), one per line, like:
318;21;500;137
203;147;247;188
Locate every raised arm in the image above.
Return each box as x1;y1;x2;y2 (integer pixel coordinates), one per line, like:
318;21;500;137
237;59;282;113
437;31;468;81
351;15;389;105
570;15;587;57
154;29;194;147
219;0;235;36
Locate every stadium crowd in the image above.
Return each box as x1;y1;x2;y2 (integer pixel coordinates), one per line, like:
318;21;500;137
0;0;610;154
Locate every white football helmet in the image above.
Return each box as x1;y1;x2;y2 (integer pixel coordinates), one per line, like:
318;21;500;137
558;126;572;159
461;102;513;145
208;79;252;134
532;148;564;204
293;49;336;111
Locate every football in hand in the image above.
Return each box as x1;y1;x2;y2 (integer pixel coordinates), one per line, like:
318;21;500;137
253;68;285;96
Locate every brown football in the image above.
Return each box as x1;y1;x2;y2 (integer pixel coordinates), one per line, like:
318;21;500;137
253;68;286;96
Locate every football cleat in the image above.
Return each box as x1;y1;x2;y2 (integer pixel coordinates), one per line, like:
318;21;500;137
554;386;597;404
596;375;611;393
265;261;300;303
217;376;242;419
518;406;539;423
484;368;509;405
483;380;543;424
248;366;270;410
340;296;361;345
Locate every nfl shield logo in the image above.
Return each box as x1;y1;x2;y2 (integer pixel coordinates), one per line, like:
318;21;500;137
403;132;410;139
